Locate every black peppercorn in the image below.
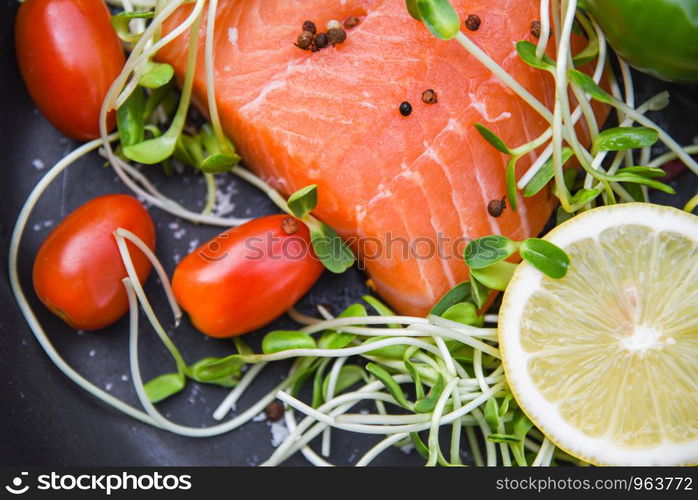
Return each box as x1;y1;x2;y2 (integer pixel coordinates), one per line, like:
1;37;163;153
487;196;507;218
465;14;482;31
422;89;438;104
399;101;412;116
313;32;329;51
344;16;360;29
265;401;285;422
531;20;542;39
303;20;317;35
327;27;347;46
465;14;481;31
296;30;314;50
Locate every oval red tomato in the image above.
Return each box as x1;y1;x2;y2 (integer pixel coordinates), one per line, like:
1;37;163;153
33;194;155;330
15;0;125;141
173;215;324;338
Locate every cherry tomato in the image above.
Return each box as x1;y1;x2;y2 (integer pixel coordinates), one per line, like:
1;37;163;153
15;0;125;140
173;215;324;338
33;195;155;330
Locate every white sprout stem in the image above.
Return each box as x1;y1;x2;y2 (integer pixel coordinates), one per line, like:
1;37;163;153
232;166;291;214
355;433;410;467
616;103;698;175
114;234;186;371
471;408;497;466
8;136;158;427
212;362;268;420
114;227;182;325
465;425;484;466
409;324;500;359
107;0;156;8
532;437;555;466
321;357;348;456
287;307;323;325
265;377;411;465
484;314;499;324
203;0;235;158
202;173;217;215
518;24;607;190
552;0;580;209
302;315;428;333
618;58;635;168
284;410;334;466
648;145;698;168
454;31;553;123
126;283;294;437
100;0;252;227
426;379;456;466
276;382;505;435
434;336;457;377
535;0;551;59
251;337;444;362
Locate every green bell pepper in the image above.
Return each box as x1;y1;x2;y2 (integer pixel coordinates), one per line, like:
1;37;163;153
581;0;698;83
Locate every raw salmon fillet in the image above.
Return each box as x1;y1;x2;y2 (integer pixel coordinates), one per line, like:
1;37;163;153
159;0;607;315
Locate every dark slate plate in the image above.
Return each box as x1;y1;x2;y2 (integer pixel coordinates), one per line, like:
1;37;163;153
1;1;695;466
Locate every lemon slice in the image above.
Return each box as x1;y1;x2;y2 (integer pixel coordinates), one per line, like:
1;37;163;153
499;203;698;465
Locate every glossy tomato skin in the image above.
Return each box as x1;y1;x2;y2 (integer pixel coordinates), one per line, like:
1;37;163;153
33;195;155;330
15;0;125;140
173;215;324;338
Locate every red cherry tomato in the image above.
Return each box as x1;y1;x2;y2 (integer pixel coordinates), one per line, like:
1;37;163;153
173;215;324;338
33;195;155;330
15;0;125;141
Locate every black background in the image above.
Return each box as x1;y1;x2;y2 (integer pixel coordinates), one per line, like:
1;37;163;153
1;1;696;467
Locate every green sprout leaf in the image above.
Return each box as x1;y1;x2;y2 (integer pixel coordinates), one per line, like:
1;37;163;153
568;188;599;206
416;0;460;40
414;374;446;413
143;372;185;403
616;166;666;178
405;0;422;20
186;356;244;387
287;185;319;219
484;397;500;429
470;261;517;291
608;172;676;194
362;295;399;328
309;221;355;274
568;69;613;104
505;155;520;211
111;11;154;43
516;40;556;72
322;365;365;399
441;302;483;327
139;62;175;89
593;127;659;152
469;276;490;308
523;148;574;197
464;235;518;269
117;87;145;147
366;363;412;409
312;359;331;407
519;238;570;279
364;337;409;360
200;153;240;173
488;433;521;444
429;282;473;316
474;123;511;154
262;330;316;354
317;303;366;349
